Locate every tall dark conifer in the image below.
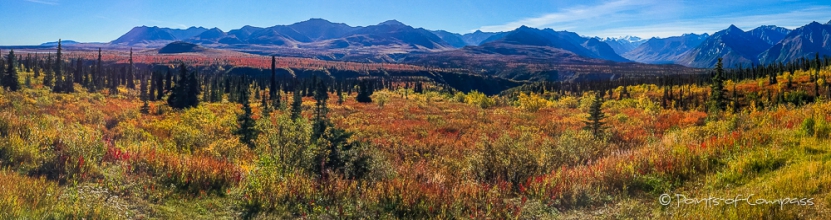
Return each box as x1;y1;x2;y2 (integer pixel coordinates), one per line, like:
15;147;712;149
164;68;172;92
312;79;330;140
156;70;165;100
3;49;20;91
43;53;53;87
708;58;726;112
52;40;63;93
167;63;199;109
584;91;606;138
148;71;157;101
235;79;259;149
290;86;302;120
127;48;135;89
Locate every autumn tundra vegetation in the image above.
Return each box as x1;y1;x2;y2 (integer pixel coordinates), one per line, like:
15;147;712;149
2;41;831;219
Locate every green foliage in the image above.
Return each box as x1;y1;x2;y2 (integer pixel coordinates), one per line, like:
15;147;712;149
3;49;20;91
801;117;816;137
516;92;549;111
465;90;496;109
708;58;727;113
372;90;391;108
167;63;200;109
235;86;259;149
474;134;542;188
355;80;373;103
290;89;302;120
584;92;607;138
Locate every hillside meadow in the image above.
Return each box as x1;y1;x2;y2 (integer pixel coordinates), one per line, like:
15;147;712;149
1;62;831;219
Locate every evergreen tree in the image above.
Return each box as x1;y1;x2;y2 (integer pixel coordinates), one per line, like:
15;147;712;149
93;48;102;91
261;89;271;116
708;58;727;112
290;87;303;120
584;91;607;138
33;54;40;78
52;40;63;93
185;70;202;107
109;68;119;95
74;58;82;83
148;71;157;101
167;63;200;109
3;49;20;91
156;70;165;100
43;53;53;87
63;58;75;93
140;74;149;101
355;80;373;103
312;79;329;140
25;74;31;88
270;56;279;100
337;85;344;105
164;68;172;92
235;81;259;149
140;100;150;114
127;48;135;89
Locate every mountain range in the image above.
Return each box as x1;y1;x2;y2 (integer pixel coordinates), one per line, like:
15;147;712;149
103;18;831;69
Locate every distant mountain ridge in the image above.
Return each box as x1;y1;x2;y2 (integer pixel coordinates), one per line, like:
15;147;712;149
676;25;772;68
599;36;646;55
623;33;709;64
106;18;831;68
481;26;628;62
111;26;209;45
759;21;831;64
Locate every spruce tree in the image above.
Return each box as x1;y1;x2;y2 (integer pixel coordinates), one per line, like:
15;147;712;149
312;79;329;140
33;54;40;78
355;80;373;103
93;48;102;91
167;63;200;109
127;48;135;89
186;70;200;107
235;80;259;149
63;58;75;93
74;58;82;83
156;70;165;100
164;69;172;92
270;56;278;100
708;58;727;112
140;74;149;101
148;71;157;101
25;74;31;88
140;100;150;114
3;49;20;91
109;68;119;95
43;53;53;87
584;91;606;138
52;40;64;93
290;87;302;120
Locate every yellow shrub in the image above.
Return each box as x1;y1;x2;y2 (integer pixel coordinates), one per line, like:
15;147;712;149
465;90;495;109
516;92;550;112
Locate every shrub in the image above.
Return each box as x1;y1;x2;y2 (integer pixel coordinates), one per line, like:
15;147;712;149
474;134;542;189
465;90;495;108
371;90;391;108
516;92;549;112
800;117;816;137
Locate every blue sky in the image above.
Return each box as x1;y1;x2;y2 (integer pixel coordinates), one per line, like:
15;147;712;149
1;0;829;45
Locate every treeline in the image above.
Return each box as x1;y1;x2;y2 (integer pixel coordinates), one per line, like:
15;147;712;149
503;54;831;112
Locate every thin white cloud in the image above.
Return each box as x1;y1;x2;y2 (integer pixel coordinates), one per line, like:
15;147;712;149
476;0;662;32
475;0;830;39
24;0;58;5
591;6;831;39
